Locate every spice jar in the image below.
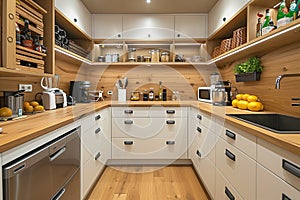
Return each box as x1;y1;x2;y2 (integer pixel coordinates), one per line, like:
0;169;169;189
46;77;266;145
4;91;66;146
137;55;144;62
130;91;140;101
144;56;151;62
128;48;136;61
150;50;160;62
161;52;170;62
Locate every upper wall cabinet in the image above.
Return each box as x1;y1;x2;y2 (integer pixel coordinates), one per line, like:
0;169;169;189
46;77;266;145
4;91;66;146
55;0;92;37
208;0;250;36
92;14;123;40
175;15;207;41
122;15;175;40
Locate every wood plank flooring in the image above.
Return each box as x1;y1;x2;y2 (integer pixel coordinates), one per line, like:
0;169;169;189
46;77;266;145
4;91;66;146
87;166;210;200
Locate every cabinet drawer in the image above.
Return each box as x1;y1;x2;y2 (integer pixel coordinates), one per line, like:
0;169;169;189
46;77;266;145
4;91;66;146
112;118;186;138
112;107;149;117
81;108;109;130
220;123;256;160
216;137;256;200
257;163;300;200
257;138;300;190
215;169;243;200
112;137;187;159
149;107;188;117
190;108;212;129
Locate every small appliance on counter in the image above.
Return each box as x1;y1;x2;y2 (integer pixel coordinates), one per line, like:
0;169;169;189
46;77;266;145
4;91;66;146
0;90;24;116
69;81;91;103
41;76;67;110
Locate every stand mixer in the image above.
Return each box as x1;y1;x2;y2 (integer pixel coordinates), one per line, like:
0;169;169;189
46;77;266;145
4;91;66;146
41;75;67;109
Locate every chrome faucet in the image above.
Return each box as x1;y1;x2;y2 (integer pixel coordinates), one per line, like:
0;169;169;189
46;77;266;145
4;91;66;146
275;73;300;106
275;73;300;89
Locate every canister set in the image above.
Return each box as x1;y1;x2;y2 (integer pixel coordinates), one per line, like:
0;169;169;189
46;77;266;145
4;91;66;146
128;48;170;62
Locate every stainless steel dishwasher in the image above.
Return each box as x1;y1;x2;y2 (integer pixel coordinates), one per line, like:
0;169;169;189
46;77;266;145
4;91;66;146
2;127;81;200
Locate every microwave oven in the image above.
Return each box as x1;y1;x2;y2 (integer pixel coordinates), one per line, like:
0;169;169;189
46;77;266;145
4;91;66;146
198;87;213;103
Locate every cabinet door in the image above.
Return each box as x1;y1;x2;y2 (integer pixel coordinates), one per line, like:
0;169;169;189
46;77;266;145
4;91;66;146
257;164;300;200
175;15;207;39
208;0;249;36
55;0;92;36
123;15;174;40
92;14;122;39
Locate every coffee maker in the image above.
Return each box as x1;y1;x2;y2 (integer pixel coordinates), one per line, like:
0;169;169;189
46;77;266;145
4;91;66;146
69;81;91;103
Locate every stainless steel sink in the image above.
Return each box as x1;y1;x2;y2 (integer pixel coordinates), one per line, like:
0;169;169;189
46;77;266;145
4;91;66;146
226;114;300;134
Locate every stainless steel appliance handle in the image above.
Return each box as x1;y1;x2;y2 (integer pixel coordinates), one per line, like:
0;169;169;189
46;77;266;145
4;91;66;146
51;188;66;200
49;147;66;162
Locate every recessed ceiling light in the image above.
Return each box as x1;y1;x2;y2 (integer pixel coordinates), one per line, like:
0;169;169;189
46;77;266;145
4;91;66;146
146;0;151;4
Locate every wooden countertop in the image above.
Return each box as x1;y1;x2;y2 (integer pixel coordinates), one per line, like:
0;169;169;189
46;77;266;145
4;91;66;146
0;101;299;156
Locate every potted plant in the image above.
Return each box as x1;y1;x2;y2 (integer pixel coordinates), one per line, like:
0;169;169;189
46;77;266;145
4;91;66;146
234;56;263;82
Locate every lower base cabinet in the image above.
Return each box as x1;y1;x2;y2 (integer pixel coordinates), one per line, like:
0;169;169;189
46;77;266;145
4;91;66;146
257;163;300;200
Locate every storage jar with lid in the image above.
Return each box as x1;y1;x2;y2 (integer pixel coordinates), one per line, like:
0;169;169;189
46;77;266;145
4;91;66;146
161;52;170;62
150;50;160;62
128;48;136;61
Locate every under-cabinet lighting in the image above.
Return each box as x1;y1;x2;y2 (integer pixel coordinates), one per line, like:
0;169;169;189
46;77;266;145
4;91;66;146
146;0;151;4
209;23;300;65
273;2;281;8
55;47;91;64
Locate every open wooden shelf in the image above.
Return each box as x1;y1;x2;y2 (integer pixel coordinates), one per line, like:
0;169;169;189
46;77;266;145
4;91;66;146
55;45;91;63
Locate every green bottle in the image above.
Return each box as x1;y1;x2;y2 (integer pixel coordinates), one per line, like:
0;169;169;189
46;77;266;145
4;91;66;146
262;9;270;28
289;0;297;20
277;0;288;20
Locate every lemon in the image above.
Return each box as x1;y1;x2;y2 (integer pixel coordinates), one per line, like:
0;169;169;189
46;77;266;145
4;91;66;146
34;105;44;112
23;101;30;108
237;100;249;110
24;105;34;113
236;94;243;100
232;99;239;108
30;101;39;107
242;94;251;101
248;102;263;111
0;107;13;117
247;95;258;102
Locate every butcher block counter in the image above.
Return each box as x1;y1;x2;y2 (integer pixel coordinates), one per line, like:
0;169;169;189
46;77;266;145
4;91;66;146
0;101;300;156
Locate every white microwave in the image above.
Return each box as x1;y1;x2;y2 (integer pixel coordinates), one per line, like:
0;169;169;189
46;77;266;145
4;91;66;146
198;87;213;103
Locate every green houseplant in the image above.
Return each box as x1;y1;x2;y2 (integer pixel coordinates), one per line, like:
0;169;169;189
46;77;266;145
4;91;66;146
234;56;263;82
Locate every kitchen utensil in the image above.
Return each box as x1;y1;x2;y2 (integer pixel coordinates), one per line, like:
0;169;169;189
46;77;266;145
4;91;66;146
123;77;128;89
118;79;123;89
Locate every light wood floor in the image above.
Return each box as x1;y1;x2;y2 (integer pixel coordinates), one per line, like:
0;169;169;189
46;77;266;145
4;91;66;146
87;166;210;200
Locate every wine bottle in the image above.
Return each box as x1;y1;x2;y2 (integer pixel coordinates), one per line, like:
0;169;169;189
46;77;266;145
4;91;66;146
158;81;163;101
262;9;270;28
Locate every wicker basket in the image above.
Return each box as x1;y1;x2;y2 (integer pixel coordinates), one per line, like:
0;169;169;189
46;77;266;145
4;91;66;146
212;46;220;58
219;38;233;55
231;27;247;49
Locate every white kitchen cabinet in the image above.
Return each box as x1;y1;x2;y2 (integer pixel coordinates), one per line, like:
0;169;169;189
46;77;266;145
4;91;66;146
175;15;207;39
122;15;174;40
92;14;123;39
216;137;256;200
257;138;300;191
80;108;111;198
257;163;300;200
208;0;250;36
55;0;92;37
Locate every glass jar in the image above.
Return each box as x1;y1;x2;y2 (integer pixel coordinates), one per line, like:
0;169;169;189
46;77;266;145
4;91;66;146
130;91;140;101
150;50;160;62
128;48;136;60
137;55;144;62
161;52;170;62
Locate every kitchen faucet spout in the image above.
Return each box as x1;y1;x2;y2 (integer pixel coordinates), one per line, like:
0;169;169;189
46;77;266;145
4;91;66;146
275;73;300;89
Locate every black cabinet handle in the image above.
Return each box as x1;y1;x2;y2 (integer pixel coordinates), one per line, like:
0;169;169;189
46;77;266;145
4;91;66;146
282;193;291;200
166;141;175;145
177;33;181;38
124;141;133;145
74;18;78;23
197;114;202;120
95;127;101;134
197;127;202;133
95;115;101;121
282;159;300;178
196;150;201;158
166;110;175;114
95;152;101;160
225;187;235;200
225;149;236;161
223;17;227;22
117;34;121;38
124;120;133;124
166;120;175;125
225;130;236;140
124;110;133;114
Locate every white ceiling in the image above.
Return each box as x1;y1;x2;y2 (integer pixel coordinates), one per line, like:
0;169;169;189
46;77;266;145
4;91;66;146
81;0;218;14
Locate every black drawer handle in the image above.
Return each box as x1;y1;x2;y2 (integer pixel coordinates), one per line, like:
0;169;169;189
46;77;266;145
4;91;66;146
196;150;201;158
95;152;101;160
225;130;236;140
124;120;133;124
124;141;133;145
166;141;175;145
166;120;175;125
166;110;175;114
225;187;235;200
282;193;291;200
197;114;202;120
197;127;202;133
124;110;133;114
225;149;236;161
95;115;101;121
95;127;101;134
282;159;300;178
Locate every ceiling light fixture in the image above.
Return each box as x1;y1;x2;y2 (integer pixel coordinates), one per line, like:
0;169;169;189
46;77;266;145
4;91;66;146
146;0;151;4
